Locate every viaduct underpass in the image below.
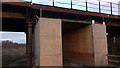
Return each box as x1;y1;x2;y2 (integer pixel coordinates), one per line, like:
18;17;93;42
1;2;120;67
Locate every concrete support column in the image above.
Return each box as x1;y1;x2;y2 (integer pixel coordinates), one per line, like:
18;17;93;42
92;24;108;66
34;18;63;66
63;24;108;66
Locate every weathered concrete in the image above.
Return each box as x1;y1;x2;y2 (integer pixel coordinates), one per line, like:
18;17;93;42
92;24;108;66
34;18;108;66
34;18;63;66
63;25;94;66
63;24;108;66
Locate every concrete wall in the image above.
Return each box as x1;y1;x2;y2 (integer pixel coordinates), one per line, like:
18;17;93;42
92;24;108;66
34;18;63;66
63;25;94;66
63;24;108;66
34;18;108;66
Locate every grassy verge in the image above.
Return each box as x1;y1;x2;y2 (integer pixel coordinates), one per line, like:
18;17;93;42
2;54;26;67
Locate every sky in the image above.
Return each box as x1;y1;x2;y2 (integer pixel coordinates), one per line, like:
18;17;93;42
32;0;120;3
1;0;120;44
0;31;26;44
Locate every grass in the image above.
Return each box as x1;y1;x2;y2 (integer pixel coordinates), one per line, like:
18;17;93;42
2;54;26;67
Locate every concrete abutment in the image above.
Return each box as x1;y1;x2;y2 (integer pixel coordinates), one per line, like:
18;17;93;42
33;18;108;66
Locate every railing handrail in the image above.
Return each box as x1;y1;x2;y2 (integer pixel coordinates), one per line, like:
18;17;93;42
108;59;120;63
107;54;120;58
37;0;120;15
106;54;120;66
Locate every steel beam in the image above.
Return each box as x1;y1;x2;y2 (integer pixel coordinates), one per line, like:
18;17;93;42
109;36;115;55
26;21;33;67
2;2;120;19
32;4;120;19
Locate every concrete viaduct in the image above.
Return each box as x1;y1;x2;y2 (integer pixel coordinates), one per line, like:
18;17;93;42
1;2;120;67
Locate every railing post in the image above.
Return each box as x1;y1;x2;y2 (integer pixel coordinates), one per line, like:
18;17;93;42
99;0;101;13
86;0;88;11
40;8;42;17
110;2;112;15
71;0;72;9
53;0;54;6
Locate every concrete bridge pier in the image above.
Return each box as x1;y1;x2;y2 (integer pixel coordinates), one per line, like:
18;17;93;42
63;24;108;66
33;18;63;66
33;18;108;66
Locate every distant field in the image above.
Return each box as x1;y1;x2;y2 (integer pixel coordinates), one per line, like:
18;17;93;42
2;41;26;67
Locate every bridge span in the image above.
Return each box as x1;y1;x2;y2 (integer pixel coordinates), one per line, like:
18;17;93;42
1;2;120;67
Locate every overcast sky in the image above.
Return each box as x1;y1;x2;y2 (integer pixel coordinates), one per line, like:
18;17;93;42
32;0;120;3
1;0;120;44
0;31;26;44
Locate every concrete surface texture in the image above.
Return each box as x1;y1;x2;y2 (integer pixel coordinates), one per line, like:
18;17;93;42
63;25;94;66
63;24;108;66
34;18;63;66
34;18;108;66
92;24;108;66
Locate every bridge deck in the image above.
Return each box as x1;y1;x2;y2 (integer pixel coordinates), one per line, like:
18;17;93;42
2;2;120;19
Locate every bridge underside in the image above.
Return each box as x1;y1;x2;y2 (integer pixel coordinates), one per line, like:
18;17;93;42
33;18;118;66
1;2;120;67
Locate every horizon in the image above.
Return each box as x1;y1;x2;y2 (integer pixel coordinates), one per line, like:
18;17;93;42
0;31;26;44
2;40;26;44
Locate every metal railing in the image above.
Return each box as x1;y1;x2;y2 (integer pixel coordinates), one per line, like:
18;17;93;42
33;0;120;15
106;54;120;66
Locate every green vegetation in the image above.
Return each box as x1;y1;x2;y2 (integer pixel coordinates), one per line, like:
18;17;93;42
2;54;26;67
2;41;26;67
